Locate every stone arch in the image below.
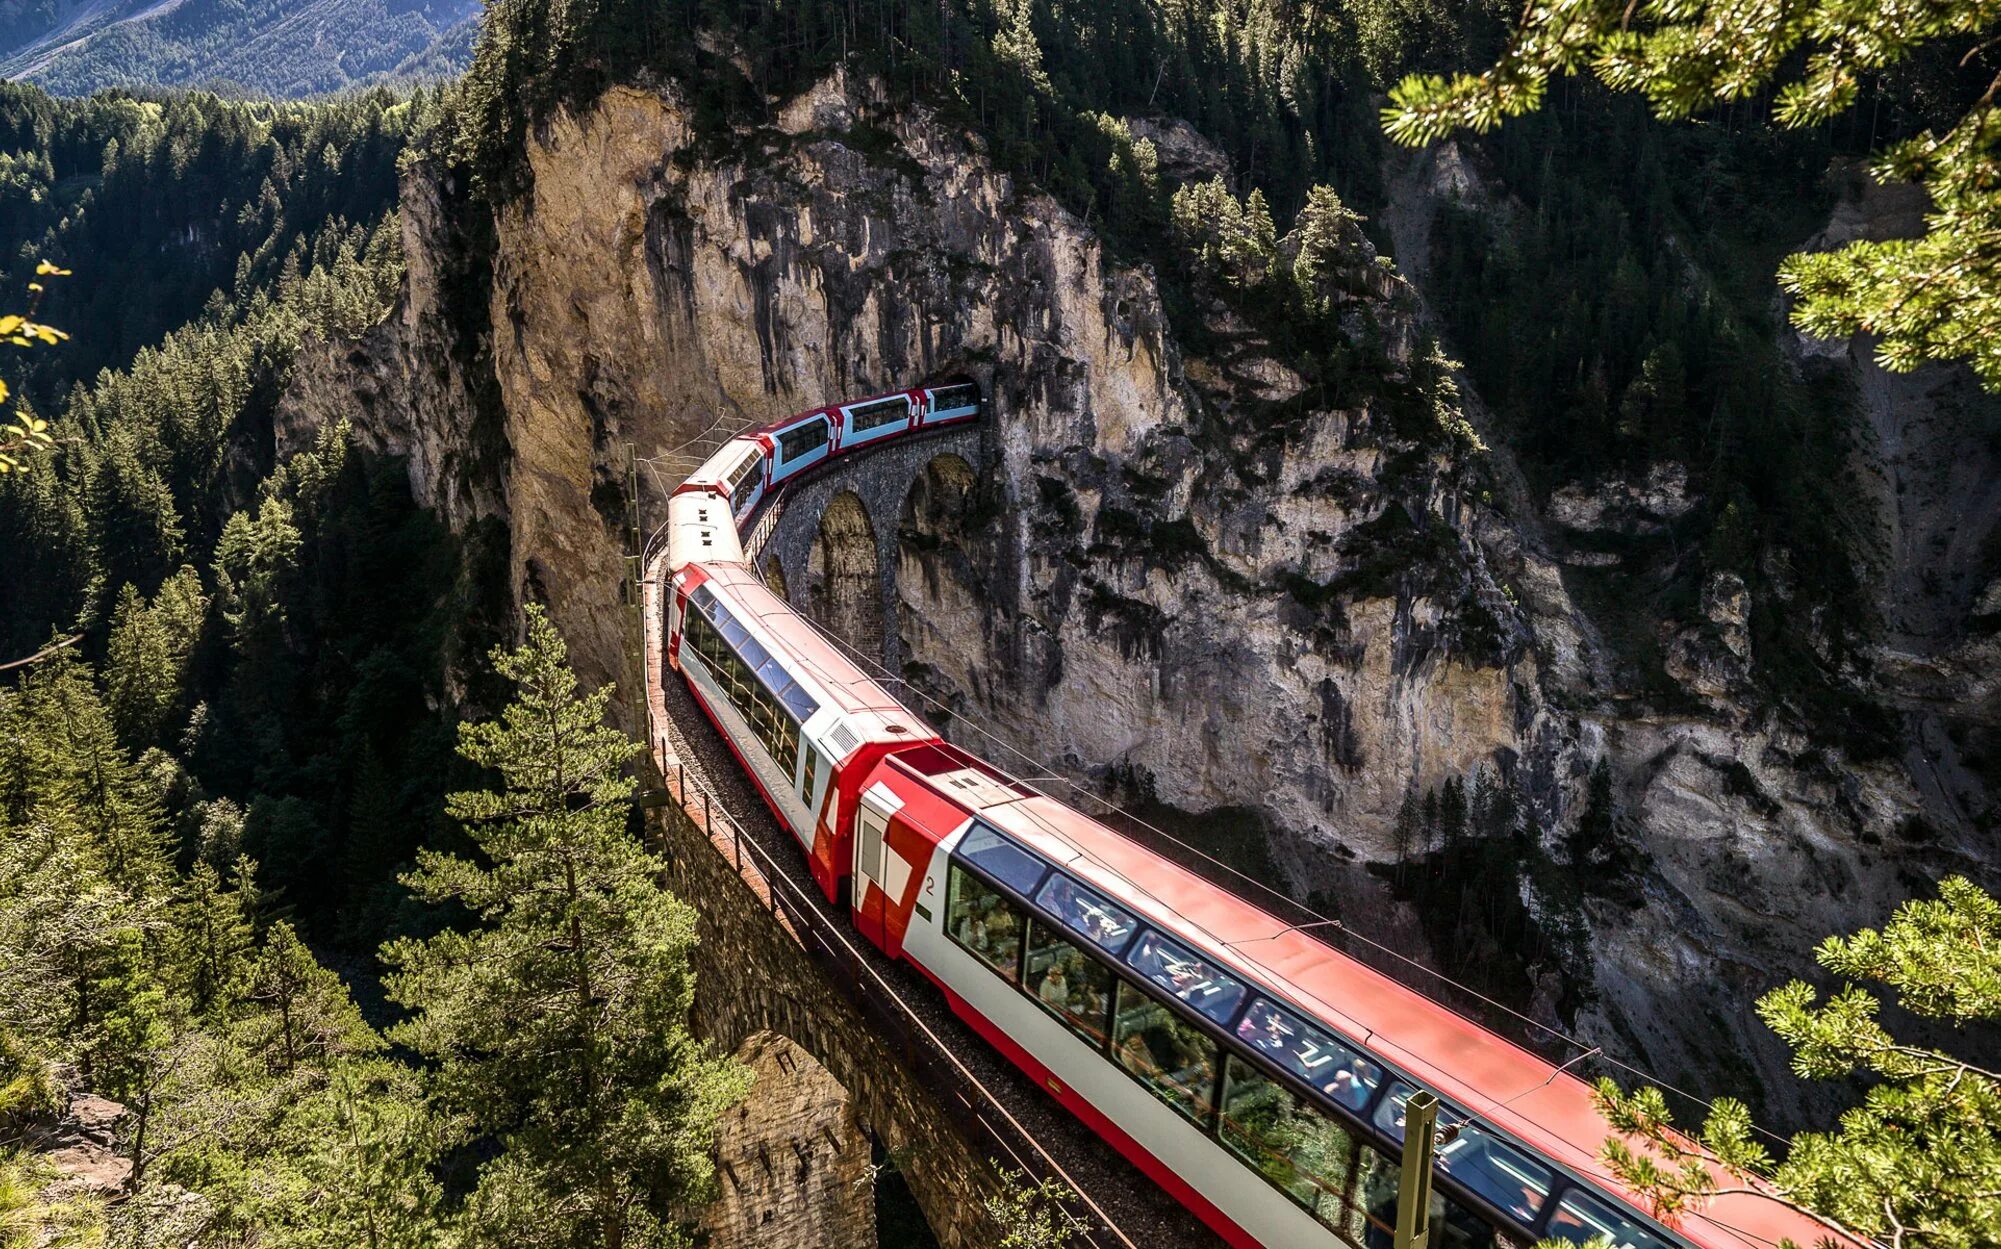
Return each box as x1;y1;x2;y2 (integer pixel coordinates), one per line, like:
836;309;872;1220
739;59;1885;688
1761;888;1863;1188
763;554;789;602
895;454;988;715
807;491;882;658
899;452;980;549
699;1031;876;1249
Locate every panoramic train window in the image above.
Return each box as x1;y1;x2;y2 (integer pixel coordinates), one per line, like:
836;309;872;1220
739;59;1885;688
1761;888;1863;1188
956;825;1047;895
1372;1084;1553;1229
1125;931;1247;1024
778;420;829;461
1542;1191;1673;1249
683;605;808;778
1023;918;1115;1047
1218;1055;1360;1232
1033;874;1137;953
1360;1183;1527;1249
1112;981;1219;1126
848;398;909;431
1235;997;1383;1112
947;865;1024;983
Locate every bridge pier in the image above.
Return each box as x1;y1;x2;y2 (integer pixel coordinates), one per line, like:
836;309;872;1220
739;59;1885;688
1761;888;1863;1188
758;425;987;676
650;791;1003;1249
699;1032;877;1249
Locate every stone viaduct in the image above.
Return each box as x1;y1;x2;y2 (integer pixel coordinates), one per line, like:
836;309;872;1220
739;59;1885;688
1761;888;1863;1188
635;422;1157;1249
753;423;985;671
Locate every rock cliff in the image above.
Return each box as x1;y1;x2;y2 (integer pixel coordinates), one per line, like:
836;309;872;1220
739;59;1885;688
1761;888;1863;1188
276;73;1996;1129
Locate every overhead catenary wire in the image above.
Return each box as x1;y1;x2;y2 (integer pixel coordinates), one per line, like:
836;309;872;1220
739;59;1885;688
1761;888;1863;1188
640;432;1830;1248
763;536;1798;1154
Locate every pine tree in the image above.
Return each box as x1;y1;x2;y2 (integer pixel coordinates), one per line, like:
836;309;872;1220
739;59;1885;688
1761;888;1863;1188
1391;788;1422;880
1569;758;1617;868
248;921;375;1075
262;1057;441;1249
104;564;208;752
1383;0;2001;389
381;606;745;1249
174;858;258;1017
1437;776;1467;849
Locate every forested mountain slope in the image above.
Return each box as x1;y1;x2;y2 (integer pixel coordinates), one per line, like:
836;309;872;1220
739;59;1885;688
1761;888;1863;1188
0;0;477;97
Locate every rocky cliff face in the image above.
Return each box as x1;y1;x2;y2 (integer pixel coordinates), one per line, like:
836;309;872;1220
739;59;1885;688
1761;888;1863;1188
277;73;1996;1128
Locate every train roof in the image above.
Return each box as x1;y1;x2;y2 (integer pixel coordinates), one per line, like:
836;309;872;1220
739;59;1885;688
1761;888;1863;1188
879;749;1856;1249
686;561;928;741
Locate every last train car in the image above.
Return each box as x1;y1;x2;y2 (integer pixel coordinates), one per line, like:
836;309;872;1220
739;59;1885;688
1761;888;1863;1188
919;379;981;426
839;744;1863;1249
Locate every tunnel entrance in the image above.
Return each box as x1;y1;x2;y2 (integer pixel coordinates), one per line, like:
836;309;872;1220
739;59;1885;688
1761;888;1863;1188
808;490;882;659
700;1032;877;1249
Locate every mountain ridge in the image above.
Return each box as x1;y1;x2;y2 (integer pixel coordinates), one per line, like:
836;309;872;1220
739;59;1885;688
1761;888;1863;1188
0;0;478;97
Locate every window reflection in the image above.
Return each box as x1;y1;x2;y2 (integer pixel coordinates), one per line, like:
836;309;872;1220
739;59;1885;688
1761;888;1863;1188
1372;1084;1551;1229
957;824;1048;895
1125;931;1247;1023
1543;1192;1674;1249
1034;874;1137;953
1364;1186;1526;1249
1235;997;1382;1111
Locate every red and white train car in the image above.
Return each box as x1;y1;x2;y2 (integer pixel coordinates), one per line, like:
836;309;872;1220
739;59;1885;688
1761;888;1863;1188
673;380;982;525
662;380;1862;1249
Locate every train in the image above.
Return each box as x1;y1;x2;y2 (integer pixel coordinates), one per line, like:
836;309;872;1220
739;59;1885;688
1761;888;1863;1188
659;380;1859;1249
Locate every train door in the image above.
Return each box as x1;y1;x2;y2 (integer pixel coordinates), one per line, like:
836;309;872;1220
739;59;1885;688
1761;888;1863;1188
852;797;895;948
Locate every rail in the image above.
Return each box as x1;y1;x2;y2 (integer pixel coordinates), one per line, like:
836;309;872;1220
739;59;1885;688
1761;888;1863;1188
649;745;1138;1249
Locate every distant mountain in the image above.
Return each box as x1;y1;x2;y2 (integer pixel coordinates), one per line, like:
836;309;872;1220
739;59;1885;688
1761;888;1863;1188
0;0;479;97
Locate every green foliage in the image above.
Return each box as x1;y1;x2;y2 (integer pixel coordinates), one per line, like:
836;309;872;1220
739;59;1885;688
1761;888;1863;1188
0;640;441;1245
1385;0;2001;387
434;0;1401;269
1418;94;1887;739
0;262;67;477
1171;177;1278;288
0;1031;58;1139
984;1167;1086;1248
103;565;207;748
383;607;747;1249
0;84;419;398
1588;877;2001;1249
